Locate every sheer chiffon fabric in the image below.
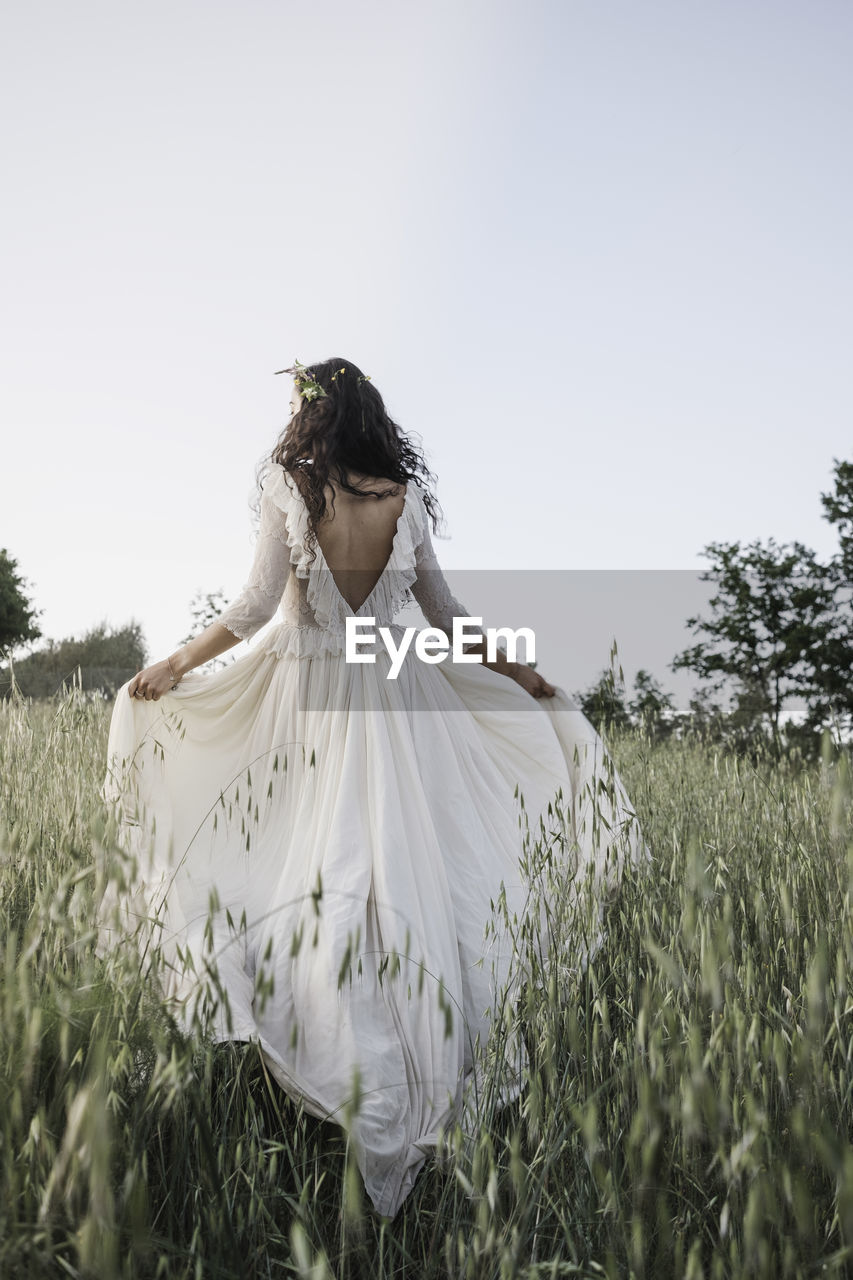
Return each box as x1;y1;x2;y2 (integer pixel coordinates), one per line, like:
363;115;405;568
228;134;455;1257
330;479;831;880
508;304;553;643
103;465;650;1217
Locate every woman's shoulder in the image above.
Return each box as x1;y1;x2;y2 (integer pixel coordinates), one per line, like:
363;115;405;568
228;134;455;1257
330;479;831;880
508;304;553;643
260;462;298;495
258;464;303;520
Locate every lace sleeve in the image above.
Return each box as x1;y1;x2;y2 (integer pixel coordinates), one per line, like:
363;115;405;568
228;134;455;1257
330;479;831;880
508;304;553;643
218;490;292;642
409;515;480;640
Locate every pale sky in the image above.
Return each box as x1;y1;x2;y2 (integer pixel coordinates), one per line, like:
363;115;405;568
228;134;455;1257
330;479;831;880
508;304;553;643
1;0;850;703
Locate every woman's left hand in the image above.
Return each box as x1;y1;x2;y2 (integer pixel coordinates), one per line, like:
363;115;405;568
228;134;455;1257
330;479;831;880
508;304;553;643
509;662;557;700
128;659;179;702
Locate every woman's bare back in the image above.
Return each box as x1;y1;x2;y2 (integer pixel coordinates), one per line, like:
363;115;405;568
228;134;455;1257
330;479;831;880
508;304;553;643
312;472;408;612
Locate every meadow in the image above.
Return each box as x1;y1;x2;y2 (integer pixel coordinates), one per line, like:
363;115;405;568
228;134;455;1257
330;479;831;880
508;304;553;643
0;686;852;1279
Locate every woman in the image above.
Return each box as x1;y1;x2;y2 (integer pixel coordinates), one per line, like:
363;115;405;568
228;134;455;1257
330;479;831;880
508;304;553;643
104;357;649;1218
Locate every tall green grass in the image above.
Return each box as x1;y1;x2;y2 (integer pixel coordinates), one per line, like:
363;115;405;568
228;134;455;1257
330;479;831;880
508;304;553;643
0;685;851;1278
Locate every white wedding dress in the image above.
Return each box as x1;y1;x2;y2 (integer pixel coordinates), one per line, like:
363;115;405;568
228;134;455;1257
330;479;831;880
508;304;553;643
103;464;650;1217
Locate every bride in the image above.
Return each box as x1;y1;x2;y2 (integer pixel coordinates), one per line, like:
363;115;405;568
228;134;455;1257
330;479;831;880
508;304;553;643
104;356;649;1218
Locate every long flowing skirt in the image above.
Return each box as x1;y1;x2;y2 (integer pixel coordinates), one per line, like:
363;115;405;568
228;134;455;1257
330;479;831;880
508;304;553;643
101;623;649;1217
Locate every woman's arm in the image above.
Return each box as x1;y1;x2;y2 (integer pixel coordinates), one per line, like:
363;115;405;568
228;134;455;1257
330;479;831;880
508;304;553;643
128;486;292;701
127;623;242;701
171;622;243;677
452;635;555;697
410;511;555;698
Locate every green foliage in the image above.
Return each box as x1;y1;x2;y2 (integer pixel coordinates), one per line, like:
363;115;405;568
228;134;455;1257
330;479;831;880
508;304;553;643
574;644;632;732
671;538;840;750
670;460;853;752
575;667;632;732
0;620;148;699
1;691;853;1277
576;664;679;744
179;588;234;671
628;668;677;742
179;588;231;645
821;457;853;585
811;459;853;737
0;547;41;652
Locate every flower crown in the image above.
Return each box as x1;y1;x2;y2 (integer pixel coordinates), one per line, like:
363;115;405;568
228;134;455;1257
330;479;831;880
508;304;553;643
274;359;371;403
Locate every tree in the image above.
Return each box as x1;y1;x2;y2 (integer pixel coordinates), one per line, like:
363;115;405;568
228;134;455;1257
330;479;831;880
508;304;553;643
628;668;676;741
810;459;853;738
676;686;727;743
574;667;632;732
179;588;234;670
821;458;853;585
0;548;41;652
179;588;232;644
671;538;837;752
0;621;147;699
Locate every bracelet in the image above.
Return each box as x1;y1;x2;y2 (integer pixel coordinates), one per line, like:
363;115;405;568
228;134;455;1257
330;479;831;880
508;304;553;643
167;656;180;688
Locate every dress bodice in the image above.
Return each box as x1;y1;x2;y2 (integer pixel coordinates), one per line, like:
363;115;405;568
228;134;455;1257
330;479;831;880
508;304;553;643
218;464;468;656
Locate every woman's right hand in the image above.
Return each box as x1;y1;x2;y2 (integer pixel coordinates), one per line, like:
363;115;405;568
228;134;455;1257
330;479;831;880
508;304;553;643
128;658;179;702
510;663;557;700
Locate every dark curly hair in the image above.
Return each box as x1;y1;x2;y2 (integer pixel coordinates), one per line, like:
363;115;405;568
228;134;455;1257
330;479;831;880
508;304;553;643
262;357;444;566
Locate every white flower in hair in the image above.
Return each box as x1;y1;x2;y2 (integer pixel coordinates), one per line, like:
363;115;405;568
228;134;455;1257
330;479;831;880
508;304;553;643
273;359;327;401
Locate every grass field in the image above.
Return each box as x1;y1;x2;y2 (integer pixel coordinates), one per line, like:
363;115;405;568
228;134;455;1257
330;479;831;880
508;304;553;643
1;686;852;1279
